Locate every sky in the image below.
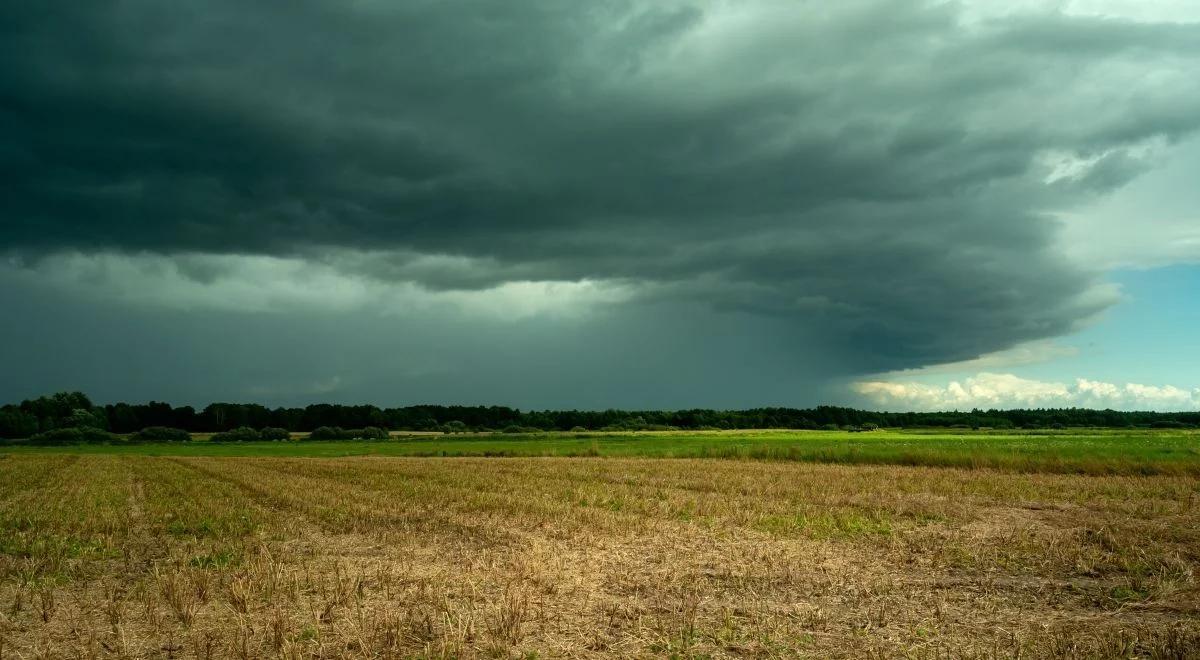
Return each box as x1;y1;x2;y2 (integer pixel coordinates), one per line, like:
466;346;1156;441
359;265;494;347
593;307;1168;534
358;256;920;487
1;0;1198;411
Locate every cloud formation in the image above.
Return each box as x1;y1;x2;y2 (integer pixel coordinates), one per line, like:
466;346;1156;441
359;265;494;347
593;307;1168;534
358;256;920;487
854;373;1200;411
2;0;1199;403
0;251;631;319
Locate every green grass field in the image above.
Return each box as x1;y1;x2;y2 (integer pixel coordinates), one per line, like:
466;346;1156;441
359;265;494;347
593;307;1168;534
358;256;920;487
5;428;1198;475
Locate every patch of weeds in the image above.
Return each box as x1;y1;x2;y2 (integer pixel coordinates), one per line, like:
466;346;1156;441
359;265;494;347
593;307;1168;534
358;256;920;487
167;519;216;538
754;510;893;539
1107;585;1149;604
297;624;320;642
189;550;236;569
907;511;949;525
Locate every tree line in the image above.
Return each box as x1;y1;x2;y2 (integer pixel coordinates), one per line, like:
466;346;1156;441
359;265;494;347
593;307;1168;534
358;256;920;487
1;391;1197;440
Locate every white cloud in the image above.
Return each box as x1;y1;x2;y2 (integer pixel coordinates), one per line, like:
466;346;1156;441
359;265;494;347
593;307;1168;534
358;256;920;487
853;372;1200;411
960;0;1200;23
1054;134;1200;270
1058;213;1200;270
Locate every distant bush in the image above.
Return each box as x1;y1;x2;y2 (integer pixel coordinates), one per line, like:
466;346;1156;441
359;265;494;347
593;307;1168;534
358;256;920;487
616;422;680;432
259;427;291;441
210;426;261;442
569;426;588;433
308;426;343;440
29;427;122;445
595;416;684;432
131;426;192;442
308;426;389;440
441;420;468;434
501;425;542;434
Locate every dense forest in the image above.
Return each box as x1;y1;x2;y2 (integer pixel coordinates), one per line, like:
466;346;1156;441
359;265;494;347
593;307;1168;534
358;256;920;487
1;391;1197;440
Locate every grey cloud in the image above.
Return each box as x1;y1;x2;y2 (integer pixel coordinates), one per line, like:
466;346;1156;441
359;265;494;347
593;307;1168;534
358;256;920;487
0;271;840;409
3;0;1198;379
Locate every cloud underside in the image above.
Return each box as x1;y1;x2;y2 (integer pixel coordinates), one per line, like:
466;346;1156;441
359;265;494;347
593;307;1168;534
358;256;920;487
3;1;1200;376
854;373;1200;411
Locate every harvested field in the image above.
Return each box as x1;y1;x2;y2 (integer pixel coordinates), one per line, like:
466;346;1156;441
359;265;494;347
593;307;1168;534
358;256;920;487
1;454;1198;658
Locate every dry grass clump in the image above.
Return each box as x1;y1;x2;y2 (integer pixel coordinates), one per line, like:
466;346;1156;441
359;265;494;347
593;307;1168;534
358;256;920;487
0;454;1197;657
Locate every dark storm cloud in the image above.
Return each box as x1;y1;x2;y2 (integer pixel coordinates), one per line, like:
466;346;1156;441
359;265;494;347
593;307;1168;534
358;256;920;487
3;0;1199;375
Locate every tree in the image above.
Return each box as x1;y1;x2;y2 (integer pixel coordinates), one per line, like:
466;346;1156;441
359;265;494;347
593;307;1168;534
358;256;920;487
61;408;108;430
0;406;38;439
107;403;142;434
19;391;94;431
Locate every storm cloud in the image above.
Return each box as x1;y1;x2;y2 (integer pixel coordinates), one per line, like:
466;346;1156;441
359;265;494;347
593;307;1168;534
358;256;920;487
3;0;1199;404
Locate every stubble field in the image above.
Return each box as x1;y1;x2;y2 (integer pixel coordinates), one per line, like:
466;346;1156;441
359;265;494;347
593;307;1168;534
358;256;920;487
1;441;1198;658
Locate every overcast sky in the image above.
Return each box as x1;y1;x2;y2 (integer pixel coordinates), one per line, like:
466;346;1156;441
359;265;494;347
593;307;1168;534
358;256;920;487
2;0;1198;411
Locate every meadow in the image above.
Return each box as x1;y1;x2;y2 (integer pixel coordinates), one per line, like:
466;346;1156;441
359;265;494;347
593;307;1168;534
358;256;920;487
1;430;1198;657
6;428;1199;476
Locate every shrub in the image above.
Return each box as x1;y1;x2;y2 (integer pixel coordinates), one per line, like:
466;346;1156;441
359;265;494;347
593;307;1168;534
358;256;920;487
131;426;192;442
308;426;344;441
307;426;389;440
209;426;261;442
501;425;542;434
441;420;468;434
259;427;291;441
350;426;388;440
29;427;122;445
569;426;588;433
